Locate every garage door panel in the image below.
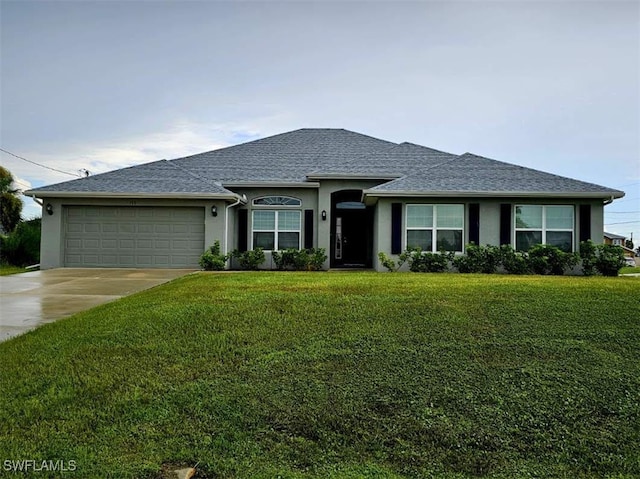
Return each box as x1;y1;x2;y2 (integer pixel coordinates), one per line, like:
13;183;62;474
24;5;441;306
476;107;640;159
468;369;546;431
64;206;204;268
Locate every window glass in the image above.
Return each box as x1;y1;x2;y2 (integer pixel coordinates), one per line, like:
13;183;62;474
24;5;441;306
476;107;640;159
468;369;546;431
278;211;301;231
437;230;463;252
516;205;542;229
407;230;432;250
253;196;301;206
516;231;542;251
406;205;433;228
546;206;574;229
253;232;275;250
546;231;573;252
278;232;300;249
253;210;275;230
436;205;464;228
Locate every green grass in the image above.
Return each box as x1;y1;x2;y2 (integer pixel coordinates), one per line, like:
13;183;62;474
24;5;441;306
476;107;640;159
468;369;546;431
0;264;27;275
621;266;640;275
1;273;639;478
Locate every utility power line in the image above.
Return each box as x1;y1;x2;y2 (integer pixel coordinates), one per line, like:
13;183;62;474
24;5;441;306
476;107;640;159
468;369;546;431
0;147;78;177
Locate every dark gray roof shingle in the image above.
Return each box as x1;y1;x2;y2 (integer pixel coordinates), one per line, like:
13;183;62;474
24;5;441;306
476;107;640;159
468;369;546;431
28;128;624;199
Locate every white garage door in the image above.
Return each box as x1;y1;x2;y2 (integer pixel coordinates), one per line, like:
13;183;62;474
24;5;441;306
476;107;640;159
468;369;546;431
64;206;205;268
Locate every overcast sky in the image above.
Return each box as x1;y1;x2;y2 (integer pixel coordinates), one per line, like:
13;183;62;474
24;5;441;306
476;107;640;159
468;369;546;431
1;0;639;242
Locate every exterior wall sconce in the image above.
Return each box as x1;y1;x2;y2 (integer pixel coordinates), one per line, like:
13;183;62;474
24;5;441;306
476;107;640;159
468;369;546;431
46;203;54;216
321;210;327;221
211;205;218;217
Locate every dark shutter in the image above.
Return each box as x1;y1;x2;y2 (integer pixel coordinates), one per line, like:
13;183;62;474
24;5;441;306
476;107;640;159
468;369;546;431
579;204;591;242
391;203;402;254
469;203;480;245
304;209;314;249
238;209;248;252
500;204;512;246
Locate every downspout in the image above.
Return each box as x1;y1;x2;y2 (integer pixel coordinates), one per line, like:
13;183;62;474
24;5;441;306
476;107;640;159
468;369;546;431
604;196;614;206
224;194;247;257
30;195;44;207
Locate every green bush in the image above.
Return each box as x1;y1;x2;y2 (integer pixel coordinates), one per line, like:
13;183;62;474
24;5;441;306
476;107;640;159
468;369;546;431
199;241;228;271
377;252;407;272
499;245;530;275
527;244;578;275
453;243;501;274
579;240;598;276
595;244;626;277
272;248;327;271
232;248;265;270
0;218;41;266
401;248;453;273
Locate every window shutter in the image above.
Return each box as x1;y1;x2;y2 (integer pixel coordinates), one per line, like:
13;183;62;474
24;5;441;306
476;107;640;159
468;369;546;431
469;203;480;245
500;204;512;246
579;204;591;242
238;209;248;252
304;209;314;249
391;203;402;254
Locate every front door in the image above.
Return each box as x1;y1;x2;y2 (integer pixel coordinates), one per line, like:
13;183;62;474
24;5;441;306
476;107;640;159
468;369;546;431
331;191;374;268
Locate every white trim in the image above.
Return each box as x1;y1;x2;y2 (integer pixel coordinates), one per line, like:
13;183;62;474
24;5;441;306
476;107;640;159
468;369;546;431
364;190;625;200
251;209;302;251
252;195;302;207
24;191;243;201
223;181;320;188
404;203;465;253
514;204;575;252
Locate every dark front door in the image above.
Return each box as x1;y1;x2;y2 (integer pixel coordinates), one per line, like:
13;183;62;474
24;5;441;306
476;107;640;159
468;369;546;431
331;191;374;268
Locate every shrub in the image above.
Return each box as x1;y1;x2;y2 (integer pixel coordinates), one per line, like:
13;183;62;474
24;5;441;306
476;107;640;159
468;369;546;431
527;244;578;275
307;248;328;271
579;240;598;276
401;248;453;273
199;241;228;271
273;248;327;271
232;248;265;270
595;244;626;277
498;245;530;275
377;252;407;272
453;243;501;274
0;218;41;266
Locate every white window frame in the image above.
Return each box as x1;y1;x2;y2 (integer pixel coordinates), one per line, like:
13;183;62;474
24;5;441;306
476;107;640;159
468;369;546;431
252;196;301;207
405;204;465;253
514;205;575;252
251;209;301;251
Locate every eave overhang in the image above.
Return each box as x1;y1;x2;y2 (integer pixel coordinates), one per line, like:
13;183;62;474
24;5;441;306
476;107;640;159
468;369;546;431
24;190;246;203
362;189;626;205
223;181;320;188
306;173;401;181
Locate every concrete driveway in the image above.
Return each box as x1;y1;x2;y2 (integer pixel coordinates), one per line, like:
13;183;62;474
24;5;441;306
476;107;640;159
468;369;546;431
0;268;195;342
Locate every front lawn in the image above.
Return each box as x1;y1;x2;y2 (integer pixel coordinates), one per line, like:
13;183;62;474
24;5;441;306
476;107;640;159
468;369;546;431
1;273;639;478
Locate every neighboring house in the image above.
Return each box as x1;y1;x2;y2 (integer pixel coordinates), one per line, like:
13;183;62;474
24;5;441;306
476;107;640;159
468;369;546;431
604;232;636;259
26;128;625;271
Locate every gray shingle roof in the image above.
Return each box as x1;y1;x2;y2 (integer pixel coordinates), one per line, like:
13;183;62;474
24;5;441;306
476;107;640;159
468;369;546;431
28;128;624;199
367;149;621;196
31;160;234;196
171;128;397;182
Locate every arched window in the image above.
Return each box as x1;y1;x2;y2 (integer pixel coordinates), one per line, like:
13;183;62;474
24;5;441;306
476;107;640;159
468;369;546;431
252;196;301;207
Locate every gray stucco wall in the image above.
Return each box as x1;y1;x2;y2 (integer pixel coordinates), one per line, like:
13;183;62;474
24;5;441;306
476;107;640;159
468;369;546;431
372;197;607;271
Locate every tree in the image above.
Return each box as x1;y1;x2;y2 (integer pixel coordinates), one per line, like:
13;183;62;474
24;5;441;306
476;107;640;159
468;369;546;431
0;166;23;233
625;239;634;250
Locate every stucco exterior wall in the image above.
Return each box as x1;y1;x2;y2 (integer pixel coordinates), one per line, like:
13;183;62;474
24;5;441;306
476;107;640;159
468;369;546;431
371;197;607;271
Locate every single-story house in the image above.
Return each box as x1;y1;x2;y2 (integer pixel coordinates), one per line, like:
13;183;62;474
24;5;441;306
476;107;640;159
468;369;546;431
26;128;625;271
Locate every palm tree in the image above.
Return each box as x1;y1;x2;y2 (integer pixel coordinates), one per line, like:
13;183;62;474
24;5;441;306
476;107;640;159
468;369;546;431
0;166;23;233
